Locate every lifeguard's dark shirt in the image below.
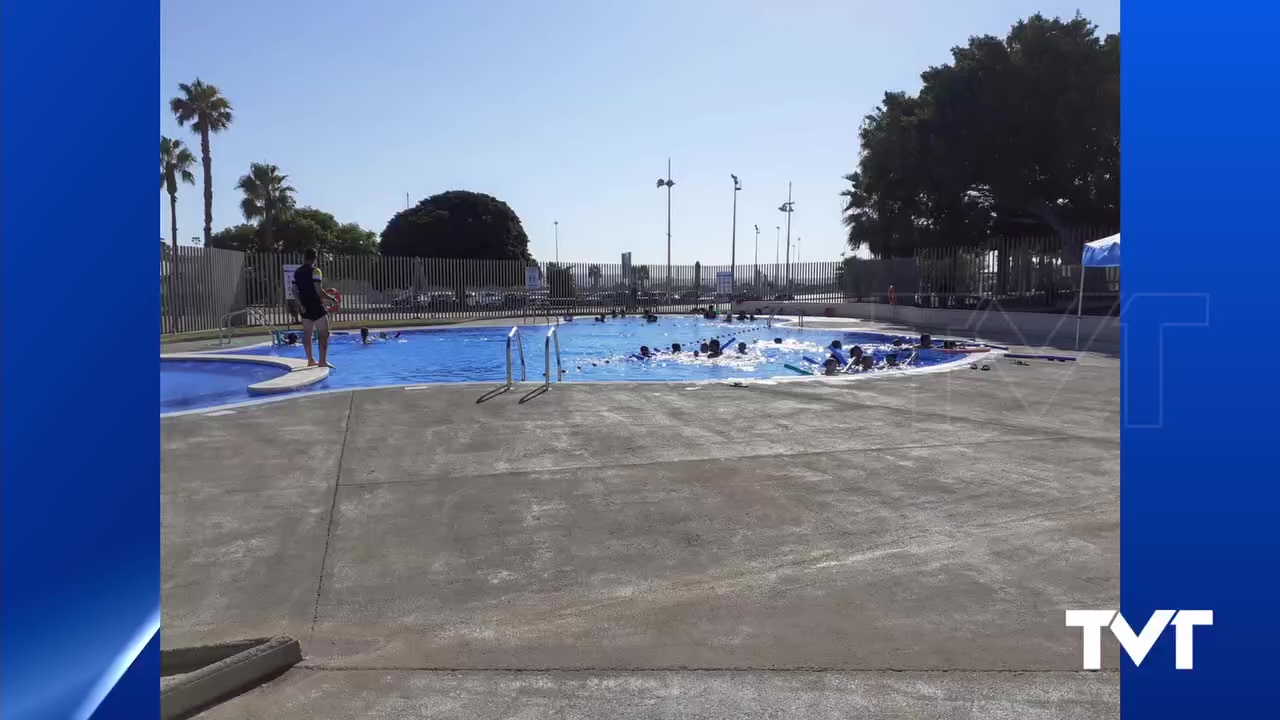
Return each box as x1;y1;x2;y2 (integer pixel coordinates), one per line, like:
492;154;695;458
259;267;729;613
293;263;326;318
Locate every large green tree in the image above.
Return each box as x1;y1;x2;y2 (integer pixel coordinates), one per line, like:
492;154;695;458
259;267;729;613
208;223;259;252
170;79;234;246
841;13;1118;257
273;207;378;255
380;190;532;260
236;162;296;251
207;207;378;255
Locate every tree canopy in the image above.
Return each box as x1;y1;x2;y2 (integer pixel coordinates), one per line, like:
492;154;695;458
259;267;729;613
841;13;1119;258
275;207;378;255
207;206;378;255
379;190;532;260
208;223;259;252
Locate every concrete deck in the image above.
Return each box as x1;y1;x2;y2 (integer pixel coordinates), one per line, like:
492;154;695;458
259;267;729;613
162;349;1119;718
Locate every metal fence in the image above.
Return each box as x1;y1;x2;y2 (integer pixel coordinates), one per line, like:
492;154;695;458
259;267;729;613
842;228;1119;315
160;229;1118;335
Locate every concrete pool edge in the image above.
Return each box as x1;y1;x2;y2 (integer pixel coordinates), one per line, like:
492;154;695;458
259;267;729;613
162;353;331;395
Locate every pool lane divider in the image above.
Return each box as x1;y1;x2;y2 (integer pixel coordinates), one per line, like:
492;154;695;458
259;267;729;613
161;353;330;395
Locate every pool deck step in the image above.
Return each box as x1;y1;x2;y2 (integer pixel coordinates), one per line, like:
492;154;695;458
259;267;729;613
162;353;330;395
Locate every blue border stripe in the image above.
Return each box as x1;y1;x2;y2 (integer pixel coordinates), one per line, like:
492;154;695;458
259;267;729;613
0;1;159;719
1124;1;1280;716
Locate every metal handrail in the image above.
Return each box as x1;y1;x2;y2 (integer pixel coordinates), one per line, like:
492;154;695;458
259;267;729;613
217;307;282;346
766;307;780;328
544;326;563;387
523;295;552;326
506;326;526;387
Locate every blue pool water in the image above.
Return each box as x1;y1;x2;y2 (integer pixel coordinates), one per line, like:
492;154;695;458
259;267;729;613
232;316;962;384
161;359;288;414
162;317;974;414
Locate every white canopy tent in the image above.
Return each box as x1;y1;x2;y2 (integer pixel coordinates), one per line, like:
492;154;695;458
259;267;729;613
1076;233;1120;349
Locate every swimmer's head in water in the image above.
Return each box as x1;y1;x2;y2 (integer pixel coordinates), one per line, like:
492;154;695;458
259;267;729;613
774;337;783;344
671;343;682;353
737;342;747;354
850;345;864;359
360;328;369;341
860;355;874;370
829;339;842;350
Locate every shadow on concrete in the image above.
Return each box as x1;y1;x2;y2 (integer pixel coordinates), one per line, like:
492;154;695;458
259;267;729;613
475;385;512;404
518;385;549;404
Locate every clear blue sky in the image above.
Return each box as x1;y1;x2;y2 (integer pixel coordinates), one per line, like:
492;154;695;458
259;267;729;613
161;0;1119;265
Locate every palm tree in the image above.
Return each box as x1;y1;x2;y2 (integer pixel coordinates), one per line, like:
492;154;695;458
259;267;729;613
170;79;234;246
587;264;602;288
160;137;196;257
236;163;296;250
160;136;196;334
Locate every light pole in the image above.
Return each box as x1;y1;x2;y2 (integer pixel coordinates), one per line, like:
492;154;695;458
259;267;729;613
753;224;760;291
730;174;741;295
774;225;780;291
553;220;559;264
656;159;674;298
778;183;794;294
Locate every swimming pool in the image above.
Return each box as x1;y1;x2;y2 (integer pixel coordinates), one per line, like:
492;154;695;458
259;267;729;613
161;359;289;414
174;315;969;397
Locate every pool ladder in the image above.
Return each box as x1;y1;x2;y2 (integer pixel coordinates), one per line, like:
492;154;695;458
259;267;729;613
505;326;527;387
544;326;563;388
505;325;563;389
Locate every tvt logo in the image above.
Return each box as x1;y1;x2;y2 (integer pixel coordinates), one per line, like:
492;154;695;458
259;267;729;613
1066;610;1212;669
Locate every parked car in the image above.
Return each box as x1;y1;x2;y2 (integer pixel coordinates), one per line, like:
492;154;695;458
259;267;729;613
391;293;431;311
474;291;503;308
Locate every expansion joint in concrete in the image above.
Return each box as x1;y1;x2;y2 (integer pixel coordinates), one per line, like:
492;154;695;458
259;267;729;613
309;392;356;641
